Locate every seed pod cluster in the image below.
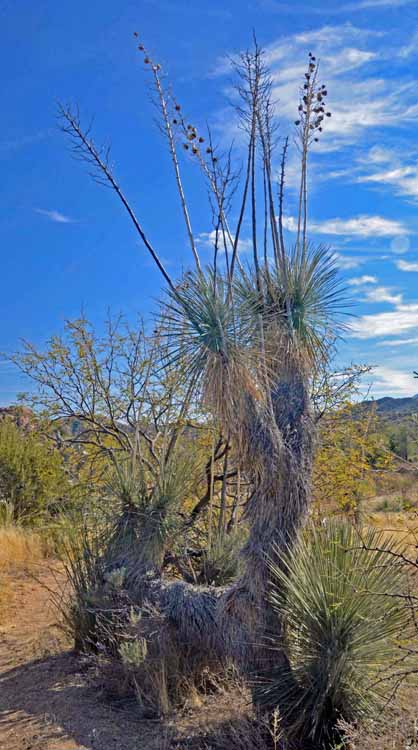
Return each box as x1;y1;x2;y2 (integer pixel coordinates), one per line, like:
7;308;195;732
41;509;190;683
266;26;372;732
134;32;217;165
294;52;331;145
169;102;214;163
134;35;163;75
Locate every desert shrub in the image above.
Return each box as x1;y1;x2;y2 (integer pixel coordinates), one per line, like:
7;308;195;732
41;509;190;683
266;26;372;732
104;450;200;582
373;495;405;513
68;567;219;715
255;521;412;749
338;707;418;750
59;497;229;715
0;420;68;524
111;605;209;716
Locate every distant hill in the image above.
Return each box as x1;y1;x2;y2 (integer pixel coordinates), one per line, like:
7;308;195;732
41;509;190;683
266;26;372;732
0;405;36;431
363;395;418;417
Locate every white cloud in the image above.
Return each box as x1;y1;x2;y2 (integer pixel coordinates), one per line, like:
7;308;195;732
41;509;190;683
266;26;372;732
366;146;397;164
334;253;365;269
345;274;403;306
363;286;403;305
350;301;418;338
196;230;253;253
323;142;418;207
214;22;418;180
378;336;418;346
283;214;408;238
358;164;418;201
347;274;377;285
396;259;418;272
369;366;417;398
35;208;75;224
398;29;418;59
256;25;418;148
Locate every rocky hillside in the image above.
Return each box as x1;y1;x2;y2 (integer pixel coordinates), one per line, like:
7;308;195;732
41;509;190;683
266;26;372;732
364;395;418;417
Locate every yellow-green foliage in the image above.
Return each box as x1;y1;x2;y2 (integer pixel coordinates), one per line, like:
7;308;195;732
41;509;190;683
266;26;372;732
314;403;392;517
0;419;68;523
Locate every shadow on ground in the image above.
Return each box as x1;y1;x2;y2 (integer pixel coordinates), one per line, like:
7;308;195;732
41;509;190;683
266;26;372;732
0;648;163;750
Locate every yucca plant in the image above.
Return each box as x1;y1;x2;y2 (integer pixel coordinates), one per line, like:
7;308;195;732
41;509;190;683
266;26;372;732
255;521;411;748
236;245;346;369
58;34;353;709
104;448;202;583
57;513;109;650
162;269;259;429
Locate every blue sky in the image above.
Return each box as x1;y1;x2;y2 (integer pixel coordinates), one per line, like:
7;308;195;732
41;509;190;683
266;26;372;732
2;0;418;404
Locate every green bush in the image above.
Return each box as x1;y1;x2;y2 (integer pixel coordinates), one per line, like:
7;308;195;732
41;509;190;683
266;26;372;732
0;420;68;524
255;521;411;748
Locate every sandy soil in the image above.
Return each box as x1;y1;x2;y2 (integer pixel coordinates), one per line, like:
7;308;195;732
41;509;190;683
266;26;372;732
0;568;168;750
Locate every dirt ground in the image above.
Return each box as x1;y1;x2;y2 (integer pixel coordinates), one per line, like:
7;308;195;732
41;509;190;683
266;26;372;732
0;568;249;750
0;567;160;749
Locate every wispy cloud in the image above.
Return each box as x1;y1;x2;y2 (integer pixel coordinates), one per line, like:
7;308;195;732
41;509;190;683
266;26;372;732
363;286;403;305
0;130;51;157
396;259;418;272
398;29;418;58
347;274;378;285
378;336;418;346
345;275;403;305
196;230;253;253
334;253;365;269
35;208;75;224
283;214;408;238
369;366;417;398
329;142;418;206
358;162;418;201
256;0;414;13
350;301;418;338
216;24;418;150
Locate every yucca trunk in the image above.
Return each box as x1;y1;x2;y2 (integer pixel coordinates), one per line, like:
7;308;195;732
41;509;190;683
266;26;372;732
220;363;315;672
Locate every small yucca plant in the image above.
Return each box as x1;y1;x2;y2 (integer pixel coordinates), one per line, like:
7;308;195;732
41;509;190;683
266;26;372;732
200;529;244;586
58;516;108;650
104;449;202;583
255;521;411;748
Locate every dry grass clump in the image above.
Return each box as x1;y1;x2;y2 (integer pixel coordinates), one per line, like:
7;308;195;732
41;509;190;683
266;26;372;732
171;716;272;750
0;525;51;623
338;699;418;749
0;526;47;573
